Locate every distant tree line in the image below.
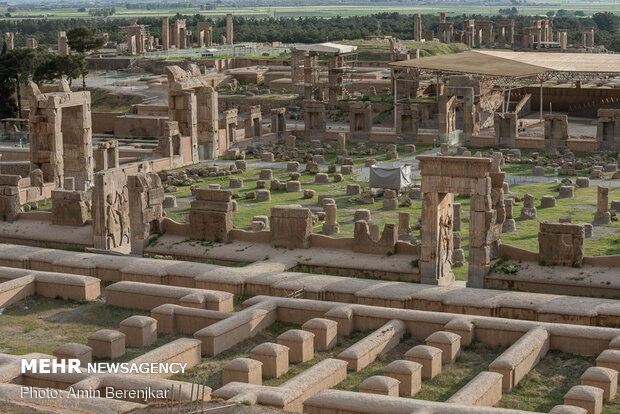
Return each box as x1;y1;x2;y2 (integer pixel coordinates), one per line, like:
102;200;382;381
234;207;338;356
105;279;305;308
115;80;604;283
1;12;617;51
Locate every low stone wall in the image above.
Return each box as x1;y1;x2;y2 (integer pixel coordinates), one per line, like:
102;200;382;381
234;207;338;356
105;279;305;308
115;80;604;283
151;304;231;334
489;327;550;390
105;281;233;312
337;320;406;371
2;244;620;327
128;338;202;378
0;267;99;308
446;371;503;406
194;300;277;355
213;358;348;413
0;275;35;308
303;389;539;414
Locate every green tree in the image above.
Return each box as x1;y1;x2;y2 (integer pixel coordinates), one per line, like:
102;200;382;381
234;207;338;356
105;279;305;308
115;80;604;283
2;47;44;117
0;42;18;118
66;27;105;91
593;12;619;32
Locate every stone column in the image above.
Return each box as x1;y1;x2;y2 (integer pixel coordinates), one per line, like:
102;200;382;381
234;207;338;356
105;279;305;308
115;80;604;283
322;202;339;235
226;14;234;45
502;199;516;232
162;17;169;50
593;185;611;225
413;14;422;42
453;203;461;231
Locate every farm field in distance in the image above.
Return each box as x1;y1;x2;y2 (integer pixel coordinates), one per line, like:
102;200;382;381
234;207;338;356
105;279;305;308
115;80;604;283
1;2;619;20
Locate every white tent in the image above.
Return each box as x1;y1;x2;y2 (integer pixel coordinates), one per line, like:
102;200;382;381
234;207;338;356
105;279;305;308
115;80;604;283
369;162;412;190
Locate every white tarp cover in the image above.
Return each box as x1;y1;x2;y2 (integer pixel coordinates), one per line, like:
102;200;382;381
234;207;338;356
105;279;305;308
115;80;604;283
369;163;412;190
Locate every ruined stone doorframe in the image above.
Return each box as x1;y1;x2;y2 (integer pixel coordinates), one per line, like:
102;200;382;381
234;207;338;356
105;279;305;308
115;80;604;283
418;156;502;287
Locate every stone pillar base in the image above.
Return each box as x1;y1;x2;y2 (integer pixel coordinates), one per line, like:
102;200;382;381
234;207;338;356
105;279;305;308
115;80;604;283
593;212;611;225
502;219;516;232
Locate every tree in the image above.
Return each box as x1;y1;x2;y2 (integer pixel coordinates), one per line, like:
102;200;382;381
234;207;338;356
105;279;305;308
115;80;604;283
546;11;556;17
1;47;44;117
593;12;619;32
0;42;18;119
66;27;105;91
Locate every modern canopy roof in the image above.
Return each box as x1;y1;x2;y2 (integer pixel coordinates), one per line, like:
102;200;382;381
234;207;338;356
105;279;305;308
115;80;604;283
389;50;620;78
294;42;358;55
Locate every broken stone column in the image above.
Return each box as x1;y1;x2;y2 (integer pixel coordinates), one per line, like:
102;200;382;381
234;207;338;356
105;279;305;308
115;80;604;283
92;169;130;250
520;193;537;220
322;202;339;235
386;144;399;160
413;14;422;41
127;172;165;254
593;185;611;225
538;222;584;266
398;212;411;238
271;108;287;143
383;189;399;210
270;205;313;248
226;13;234;45
189;189;233;242
453;203;461;231
452;232;465;267
0;175;21;222
502;199;516;232
336;133;347;156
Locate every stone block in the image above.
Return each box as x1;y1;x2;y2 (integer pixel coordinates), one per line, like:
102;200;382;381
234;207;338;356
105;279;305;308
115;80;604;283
229;178;243;188
425;331;461;364
576;177;590;188
250;342;289;378
259;169;273;181
222;358;262;385
354;209;371;222
581;366;617;400
315;173;329;184
303;190;316;199
382;360;422;397
302;318;337;351
559;186;575;199
256;190;271;202
346;184;360;195
53;342;92;367
405;345;442;379
286;181;301;192
119;315;157;348
358;375;400;397
277;329;314;363
596;349;620;373
383;198;399;210
541;195;556;208
87;329;126;359
341;165;353;175
563;385;603;414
